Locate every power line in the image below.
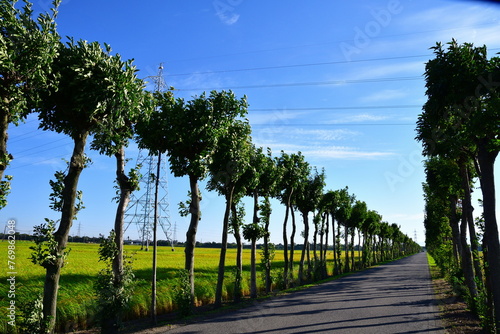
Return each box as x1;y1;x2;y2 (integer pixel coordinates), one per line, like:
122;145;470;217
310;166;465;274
249;105;420;112
174;76;422;92
252;123;415;127
162;23;500;64
167;55;430;77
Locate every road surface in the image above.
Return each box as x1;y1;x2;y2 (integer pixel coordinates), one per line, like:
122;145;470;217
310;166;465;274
159;252;444;333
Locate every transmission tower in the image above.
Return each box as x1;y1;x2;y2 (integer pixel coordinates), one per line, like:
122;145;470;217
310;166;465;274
124;64;173;250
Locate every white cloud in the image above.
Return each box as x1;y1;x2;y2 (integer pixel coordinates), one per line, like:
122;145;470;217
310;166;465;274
360;89;409;103
252;140;395;161
327;113;390;124
248;109;306;125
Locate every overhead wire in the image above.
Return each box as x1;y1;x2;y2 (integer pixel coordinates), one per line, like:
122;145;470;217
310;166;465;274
174;76;422;92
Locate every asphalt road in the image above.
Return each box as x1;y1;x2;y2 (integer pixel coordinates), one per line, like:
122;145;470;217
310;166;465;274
161;252;444;333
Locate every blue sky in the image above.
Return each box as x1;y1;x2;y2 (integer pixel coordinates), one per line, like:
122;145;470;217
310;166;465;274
3;0;500;246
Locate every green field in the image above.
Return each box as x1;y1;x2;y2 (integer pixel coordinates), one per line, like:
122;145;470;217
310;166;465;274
0;241;350;332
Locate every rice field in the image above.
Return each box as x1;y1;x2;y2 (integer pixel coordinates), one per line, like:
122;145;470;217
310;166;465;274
0;240;352;332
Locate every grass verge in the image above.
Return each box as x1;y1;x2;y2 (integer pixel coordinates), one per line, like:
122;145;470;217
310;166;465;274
426;253;485;334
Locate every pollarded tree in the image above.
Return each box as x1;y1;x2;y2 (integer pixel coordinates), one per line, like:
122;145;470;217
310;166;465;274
239;146;279;294
257;148;279;294
295;167;325;283
242;221;266;299
276;151;309;288
89;68;151;331
361;210;381;267
335;187;354;273
349;200;367;270
207;117;252;307
321;190;341;273
0;0;60;208
35;39;146;333
141;89;248;302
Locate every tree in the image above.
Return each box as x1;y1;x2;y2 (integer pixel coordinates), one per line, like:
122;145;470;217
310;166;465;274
335;187;354;273
417;40;500;325
276;151;309;288
295;167;325;283
243;222;266;298
207;116;252;307
89;65;151;330
0;0;60;208
36;39;145;333
144;90;249;303
257;148;279;294
349;200;367;270
361;210;381;267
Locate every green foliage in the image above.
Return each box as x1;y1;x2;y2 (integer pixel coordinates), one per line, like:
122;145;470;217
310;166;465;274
0;0;61;122
0;174;13;209
48;167;85;216
17;295;51;334
174;269;192;317
37;38;148;143
112;164;142;203
178;191;202;219
242;222;266;242
139;90;248;180
30;219;70;269
94;231;135;332
260;243;276;286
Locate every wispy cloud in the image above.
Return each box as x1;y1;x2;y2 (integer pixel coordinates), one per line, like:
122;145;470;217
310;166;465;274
360;89;409;103
252;141;394;161
327;113;390;124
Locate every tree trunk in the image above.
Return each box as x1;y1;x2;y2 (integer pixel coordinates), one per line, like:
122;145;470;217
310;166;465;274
459;162;478;307
282;198;290;289
337;219;343;273
250;238;258;298
230;203;243;302
477;144;500;330
344;225;350;273
289;206;296;283
331;213;338;275
350;229;355;271
448;195;461;268
460;207;477;306
215;186;234;307
357;231;362;270
262;196;272;294
43;132;88;333
103;146;133;332
463;165;483;284
323;213;329;263
299;210;309;284
185;173;201;304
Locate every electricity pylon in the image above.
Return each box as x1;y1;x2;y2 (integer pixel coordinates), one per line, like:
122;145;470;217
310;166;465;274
124;64;173;251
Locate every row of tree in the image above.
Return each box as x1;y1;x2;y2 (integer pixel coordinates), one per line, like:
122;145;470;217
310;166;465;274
416;40;500;333
1;1;419;332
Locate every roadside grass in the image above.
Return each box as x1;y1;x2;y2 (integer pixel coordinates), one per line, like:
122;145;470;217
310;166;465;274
426;253;484;333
